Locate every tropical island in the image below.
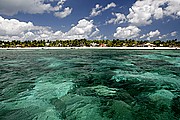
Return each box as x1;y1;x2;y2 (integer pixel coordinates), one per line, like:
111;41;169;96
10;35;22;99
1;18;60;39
0;39;180;48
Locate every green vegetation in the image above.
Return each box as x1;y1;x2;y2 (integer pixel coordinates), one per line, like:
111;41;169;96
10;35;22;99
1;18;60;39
0;39;179;48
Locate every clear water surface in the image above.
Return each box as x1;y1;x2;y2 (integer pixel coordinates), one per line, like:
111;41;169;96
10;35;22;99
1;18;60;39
0;49;180;120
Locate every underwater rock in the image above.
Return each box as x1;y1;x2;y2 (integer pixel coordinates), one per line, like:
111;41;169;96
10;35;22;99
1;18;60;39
111;75;127;82
89;85;134;103
115;90;134;104
78;85;134;104
103;100;133;120
50;98;66;111
32;108;61;120
111;100;133;120
59;94;108;120
69;87;96;96
88;85;118;97
75;70;115;88
149;90;174;112
1;106;39;120
133;95;175;120
149;89;174;108
70;85;134;104
171;96;180;118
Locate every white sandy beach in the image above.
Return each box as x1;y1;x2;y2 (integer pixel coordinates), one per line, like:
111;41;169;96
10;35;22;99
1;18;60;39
0;47;179;50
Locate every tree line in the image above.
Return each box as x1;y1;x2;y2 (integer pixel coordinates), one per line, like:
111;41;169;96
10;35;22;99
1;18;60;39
0;39;179;48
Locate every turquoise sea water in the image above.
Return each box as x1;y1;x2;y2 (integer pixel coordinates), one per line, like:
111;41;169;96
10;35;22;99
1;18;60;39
0;49;180;120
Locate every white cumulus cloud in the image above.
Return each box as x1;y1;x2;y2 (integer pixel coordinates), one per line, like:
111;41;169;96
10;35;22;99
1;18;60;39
90;4;102;17
89;2;116;17
127;0;180;26
54;7;72;18
35;19;100;40
0;0;53;15
106;12;126;24
0;16;38;36
114;26;141;39
140;30;160;40
103;2;116;11
0;0;72;18
0;16;100;41
65;19;100;39
171;31;177;36
158;34;167;39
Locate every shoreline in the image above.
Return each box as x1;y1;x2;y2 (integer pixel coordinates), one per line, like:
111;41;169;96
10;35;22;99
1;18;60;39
0;47;179;50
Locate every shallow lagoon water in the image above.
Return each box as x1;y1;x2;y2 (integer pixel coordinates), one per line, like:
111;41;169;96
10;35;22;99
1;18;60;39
0;49;180;120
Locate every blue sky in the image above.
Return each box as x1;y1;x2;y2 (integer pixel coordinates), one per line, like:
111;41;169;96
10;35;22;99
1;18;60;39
0;0;180;41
